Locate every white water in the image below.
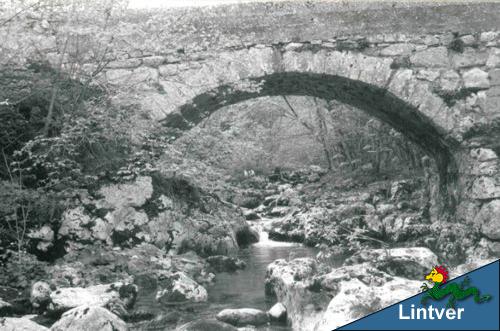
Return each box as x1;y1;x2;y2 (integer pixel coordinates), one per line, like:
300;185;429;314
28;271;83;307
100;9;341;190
251;217;302;248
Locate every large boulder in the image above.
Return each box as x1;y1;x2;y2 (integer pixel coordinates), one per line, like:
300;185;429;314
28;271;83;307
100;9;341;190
265;258;331;330
58;176;154;249
48;283;135;314
0;317;48;331
176;318;237;331
315;276;421;330
156;272;207;304
216;308;269;326
265;258;317;297
49;305;127;331
304;261;423;331
265;254;432;331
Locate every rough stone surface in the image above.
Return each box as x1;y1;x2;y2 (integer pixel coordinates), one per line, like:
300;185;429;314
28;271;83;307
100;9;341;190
48;283;124;314
463;68;490;89
487;48;500;68
451;48;487;68
410;47;449;67
56;172;245;255
439;70;461;91
471;176;500;200
344;247;439;280
156;272;208;304
380;43;414;56
471;148;498;162
58;207;94;243
268;302;287;322
0;317;49;331
451;258;499;278
98;176;153;209
490;69;500;85
49;305;127;331
216;308;269;326
315;276;421;330
30;281;51;308
265;258;328;330
474;200;500;240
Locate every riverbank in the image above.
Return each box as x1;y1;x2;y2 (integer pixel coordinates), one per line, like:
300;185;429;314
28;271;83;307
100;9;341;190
0;168;498;330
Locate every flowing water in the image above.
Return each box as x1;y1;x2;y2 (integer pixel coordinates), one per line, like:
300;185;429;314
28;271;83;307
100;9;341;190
132;217;318;330
208;227;317;312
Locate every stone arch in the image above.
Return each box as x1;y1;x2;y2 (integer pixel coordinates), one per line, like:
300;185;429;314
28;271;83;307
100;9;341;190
146;44;500;226
162;71;460;216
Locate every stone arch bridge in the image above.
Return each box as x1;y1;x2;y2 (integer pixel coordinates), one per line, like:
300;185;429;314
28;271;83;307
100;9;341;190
3;1;500;230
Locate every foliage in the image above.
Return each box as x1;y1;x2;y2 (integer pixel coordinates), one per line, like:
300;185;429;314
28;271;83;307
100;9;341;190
0;179;62;257
0;0;136;259
171;96;433;182
0;250;48;288
11;101;133;190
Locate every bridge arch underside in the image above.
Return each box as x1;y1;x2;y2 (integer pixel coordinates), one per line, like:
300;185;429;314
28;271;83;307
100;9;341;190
163;72;459;216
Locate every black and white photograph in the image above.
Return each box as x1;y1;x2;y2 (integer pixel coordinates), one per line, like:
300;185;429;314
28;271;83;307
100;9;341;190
1;1;499;330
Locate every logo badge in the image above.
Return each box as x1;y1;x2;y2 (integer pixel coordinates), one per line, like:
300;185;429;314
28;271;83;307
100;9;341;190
421;265;492;308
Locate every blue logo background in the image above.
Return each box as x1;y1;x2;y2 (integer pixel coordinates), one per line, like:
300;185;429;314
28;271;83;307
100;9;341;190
339;260;499;330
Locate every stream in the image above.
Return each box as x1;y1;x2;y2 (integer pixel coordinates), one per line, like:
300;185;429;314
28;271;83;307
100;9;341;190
132;217;318;330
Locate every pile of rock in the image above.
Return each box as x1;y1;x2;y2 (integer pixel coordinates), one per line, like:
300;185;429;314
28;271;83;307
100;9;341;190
43;173;248;259
264;247;439;330
259;178;437;253
156;272;208;305
1;280;136;331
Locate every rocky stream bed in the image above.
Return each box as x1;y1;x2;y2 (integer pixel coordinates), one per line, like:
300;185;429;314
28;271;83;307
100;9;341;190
1;168;499;331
